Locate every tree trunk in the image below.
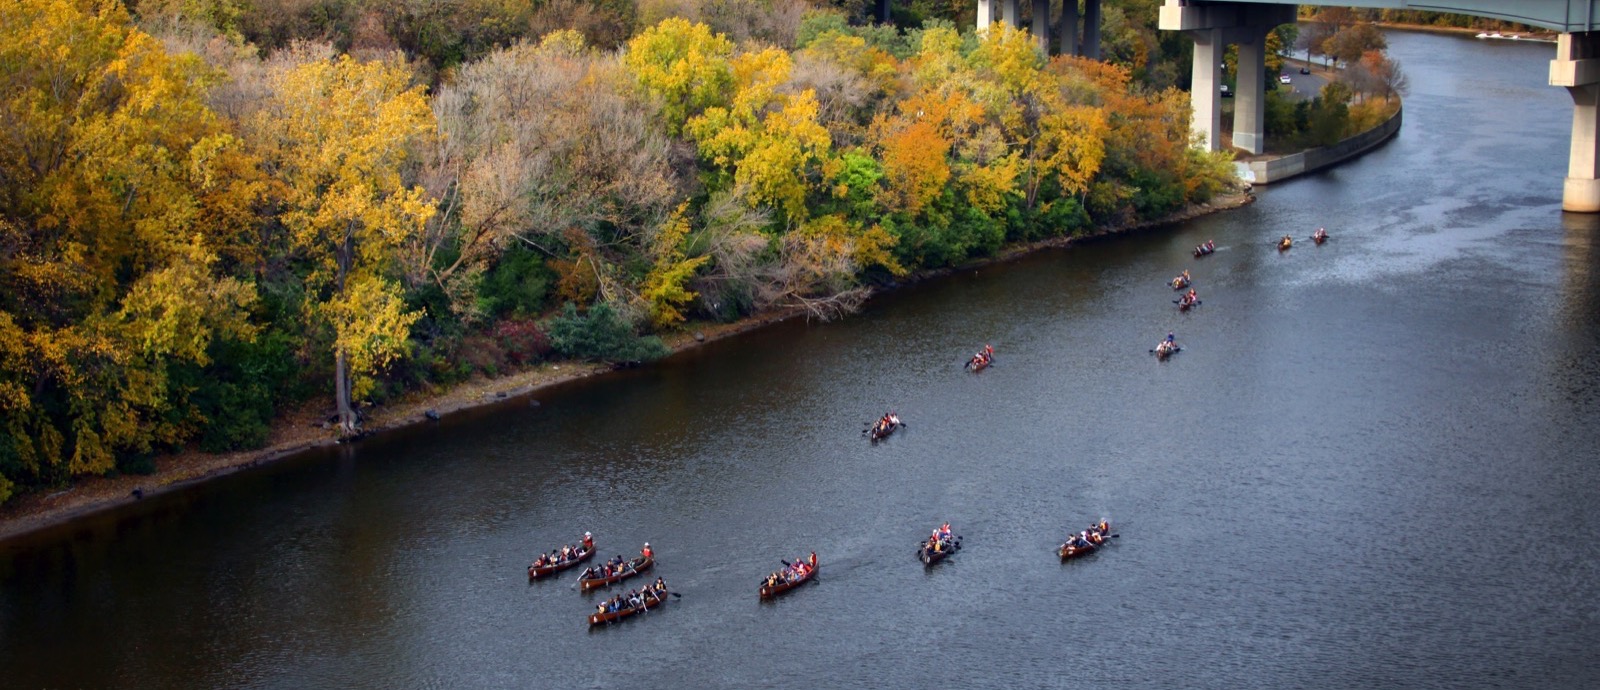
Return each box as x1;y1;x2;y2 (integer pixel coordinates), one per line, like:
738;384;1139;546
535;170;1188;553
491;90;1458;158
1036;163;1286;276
334;224;358;437
335;345;357;436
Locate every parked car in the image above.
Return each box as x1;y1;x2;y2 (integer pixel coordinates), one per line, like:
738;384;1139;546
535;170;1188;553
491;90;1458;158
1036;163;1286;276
1279;74;1292;84
1221;84;1233;97
1299;66;1311;74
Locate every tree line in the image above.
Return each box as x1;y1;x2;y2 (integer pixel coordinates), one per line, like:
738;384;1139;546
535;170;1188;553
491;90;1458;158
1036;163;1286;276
0;0;1238;505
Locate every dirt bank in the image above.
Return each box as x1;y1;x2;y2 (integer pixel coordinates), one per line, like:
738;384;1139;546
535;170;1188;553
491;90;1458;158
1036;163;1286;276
0;190;1254;545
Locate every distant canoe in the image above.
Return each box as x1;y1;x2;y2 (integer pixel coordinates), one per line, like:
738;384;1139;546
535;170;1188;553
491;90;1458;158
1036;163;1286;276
917;536;960;565
760;561;817;599
578;555;653;590
588;588;668;626
869;421;902;442
529;545;594;580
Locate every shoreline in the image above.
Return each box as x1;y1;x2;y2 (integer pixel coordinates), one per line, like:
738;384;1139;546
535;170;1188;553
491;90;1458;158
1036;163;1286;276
0;190;1253;546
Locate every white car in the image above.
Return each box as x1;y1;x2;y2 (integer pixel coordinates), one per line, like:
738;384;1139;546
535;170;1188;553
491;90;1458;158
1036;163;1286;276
1279;75;1292;84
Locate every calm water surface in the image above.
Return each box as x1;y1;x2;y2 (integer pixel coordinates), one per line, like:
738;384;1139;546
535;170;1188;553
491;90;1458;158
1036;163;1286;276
3;31;1598;689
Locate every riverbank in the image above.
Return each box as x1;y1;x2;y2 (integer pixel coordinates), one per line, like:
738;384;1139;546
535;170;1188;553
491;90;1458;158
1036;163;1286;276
0;189;1253;545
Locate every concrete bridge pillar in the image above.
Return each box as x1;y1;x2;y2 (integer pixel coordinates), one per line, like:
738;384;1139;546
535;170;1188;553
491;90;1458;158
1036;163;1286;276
1057;0;1079;56
1159;1;1296;154
1032;0;1051;53
1234;29;1267;154
1552;32;1600;212
1082;0;1101;60
1189;28;1223;151
1003;0;1020;29
977;0;993;31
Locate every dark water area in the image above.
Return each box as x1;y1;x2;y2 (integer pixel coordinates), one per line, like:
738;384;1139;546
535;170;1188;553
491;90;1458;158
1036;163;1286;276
3;31;1599;689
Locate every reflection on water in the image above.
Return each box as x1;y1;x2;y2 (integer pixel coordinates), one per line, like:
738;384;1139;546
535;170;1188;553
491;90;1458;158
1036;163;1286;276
2;31;1598;689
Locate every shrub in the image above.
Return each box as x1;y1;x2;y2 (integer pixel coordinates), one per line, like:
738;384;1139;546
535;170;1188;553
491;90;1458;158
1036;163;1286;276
493;319;553;365
546;302;669;362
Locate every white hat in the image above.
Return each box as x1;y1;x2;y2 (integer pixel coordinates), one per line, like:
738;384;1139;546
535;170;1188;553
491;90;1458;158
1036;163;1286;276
584;532;591;537
644;542;650;546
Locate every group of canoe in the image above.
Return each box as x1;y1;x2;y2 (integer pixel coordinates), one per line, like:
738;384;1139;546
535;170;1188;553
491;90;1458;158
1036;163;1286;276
531;519;1116;627
1165;228;1332;354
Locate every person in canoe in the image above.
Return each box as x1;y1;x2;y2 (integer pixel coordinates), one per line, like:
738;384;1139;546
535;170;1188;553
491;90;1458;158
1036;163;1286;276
1171;271;1191;289
1155;339;1177;357
582;532;593;551
1278;235;1293;250
939;523;952;541
1313;227;1329;244
641;542;653;559
967;344;994;369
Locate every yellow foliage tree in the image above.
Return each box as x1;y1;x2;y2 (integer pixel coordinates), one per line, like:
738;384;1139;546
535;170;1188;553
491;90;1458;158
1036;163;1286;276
0;0;259;486
624;18;735;135
641;204;710;328
247;54;436;436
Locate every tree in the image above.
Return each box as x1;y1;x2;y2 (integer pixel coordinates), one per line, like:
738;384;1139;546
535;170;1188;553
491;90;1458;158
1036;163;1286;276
624;17;735;136
641;204;710;328
1326;23;1386;67
0;0;259;490
247;54;436;436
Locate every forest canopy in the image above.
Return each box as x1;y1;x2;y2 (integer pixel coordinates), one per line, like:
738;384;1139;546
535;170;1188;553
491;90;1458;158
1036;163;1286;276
0;0;1240;505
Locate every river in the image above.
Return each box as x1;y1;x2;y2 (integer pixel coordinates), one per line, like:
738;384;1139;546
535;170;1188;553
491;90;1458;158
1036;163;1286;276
3;30;1598;689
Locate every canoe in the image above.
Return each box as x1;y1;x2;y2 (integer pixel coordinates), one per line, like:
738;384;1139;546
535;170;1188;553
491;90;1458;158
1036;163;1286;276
1171;277;1190;290
1178;299;1199;311
918;537;960;565
1278;238;1293;251
967;357;991;372
588;588;669;626
759;563;817;599
1313;233;1329;245
1059;524;1111;560
1193;245;1214;257
1154;344;1181;359
528;545;594;580
578;555;653;591
1058;540;1099;560
869;421;901;442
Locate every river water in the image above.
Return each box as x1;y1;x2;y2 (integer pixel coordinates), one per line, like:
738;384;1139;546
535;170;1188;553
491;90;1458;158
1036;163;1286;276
3;31;1598;689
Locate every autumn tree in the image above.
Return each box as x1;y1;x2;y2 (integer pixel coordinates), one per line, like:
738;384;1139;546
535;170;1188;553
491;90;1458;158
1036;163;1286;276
0;0;259;497
414;32;680;319
624;17;735;135
246;54;435;436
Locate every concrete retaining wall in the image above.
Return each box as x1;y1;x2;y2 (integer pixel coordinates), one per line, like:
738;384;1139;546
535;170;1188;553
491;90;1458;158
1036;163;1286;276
1238;105;1404;185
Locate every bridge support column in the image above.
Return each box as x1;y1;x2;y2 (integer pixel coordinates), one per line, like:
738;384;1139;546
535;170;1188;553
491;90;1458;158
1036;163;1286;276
1032;0;1051;52
1552;32;1600;212
977;0;992;31
1159;1;1296;154
1082;0;1101;60
1057;0;1078;56
1003;0;1020;29
1189;29;1223;151
1234;29;1267;154
878;0;890;23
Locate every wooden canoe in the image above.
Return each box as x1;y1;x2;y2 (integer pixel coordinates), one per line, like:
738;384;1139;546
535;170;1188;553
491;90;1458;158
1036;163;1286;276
588;589;668;626
966;357;991;372
578;555;653;590
868;422;901;442
528;545;594;580
1058;541;1098;559
1155;344;1181;359
759;564;817;599
1171;276;1190;290
1313;233;1328;245
1178;299;1198;311
1278;237;1293;251
918;537;960;565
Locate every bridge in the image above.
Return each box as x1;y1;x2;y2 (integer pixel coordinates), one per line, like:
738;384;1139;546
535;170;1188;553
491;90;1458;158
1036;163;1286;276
1155;1;1600;212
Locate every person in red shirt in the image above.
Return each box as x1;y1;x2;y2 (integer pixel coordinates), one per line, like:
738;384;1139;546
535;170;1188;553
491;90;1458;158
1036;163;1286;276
641;542;652;559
